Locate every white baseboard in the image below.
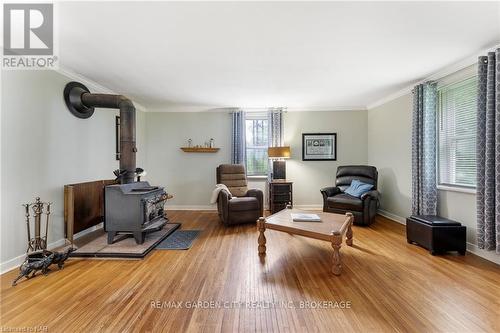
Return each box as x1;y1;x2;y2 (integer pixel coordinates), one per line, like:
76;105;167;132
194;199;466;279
1;238;66;275
166;204;321;211
166;204;274;211
0;223;104;275
166;205;217;211
466;242;500;265
377;209;406;225
74;223;103;238
378;210;499;265
294;204;323;210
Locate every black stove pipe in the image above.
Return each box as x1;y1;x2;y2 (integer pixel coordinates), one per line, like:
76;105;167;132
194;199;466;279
63;82;136;184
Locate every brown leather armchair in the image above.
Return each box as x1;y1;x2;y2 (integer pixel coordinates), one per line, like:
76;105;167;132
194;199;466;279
321;165;379;226
216;164;264;225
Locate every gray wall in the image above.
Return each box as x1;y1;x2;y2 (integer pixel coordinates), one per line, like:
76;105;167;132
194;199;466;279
145;112;232;208
368;94;413;218
0;70;147;271
367;93;499;264
144;110;368;209
284;111;368;207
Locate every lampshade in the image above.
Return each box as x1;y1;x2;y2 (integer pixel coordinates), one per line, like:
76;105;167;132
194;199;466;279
268;146;291;159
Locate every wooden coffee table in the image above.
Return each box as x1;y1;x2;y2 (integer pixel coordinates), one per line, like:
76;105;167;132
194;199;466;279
257;208;354;275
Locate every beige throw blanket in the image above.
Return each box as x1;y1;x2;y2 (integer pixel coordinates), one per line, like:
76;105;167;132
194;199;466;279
210;184;233;204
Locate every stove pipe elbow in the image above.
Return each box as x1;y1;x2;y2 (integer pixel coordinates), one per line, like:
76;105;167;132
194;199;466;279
63;82;137;184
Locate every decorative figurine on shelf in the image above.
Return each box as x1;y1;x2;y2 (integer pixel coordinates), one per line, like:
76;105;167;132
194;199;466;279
188;138;192;147
210;138;214;148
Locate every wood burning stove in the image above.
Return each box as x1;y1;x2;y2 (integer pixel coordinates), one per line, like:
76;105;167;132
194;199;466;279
63;82;168;245
104;182;168;244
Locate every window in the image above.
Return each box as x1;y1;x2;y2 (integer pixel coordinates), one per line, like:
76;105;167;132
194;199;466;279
245;113;268;176
437;76;477;188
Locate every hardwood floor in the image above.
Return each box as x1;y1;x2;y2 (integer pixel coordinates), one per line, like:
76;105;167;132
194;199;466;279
1;211;499;332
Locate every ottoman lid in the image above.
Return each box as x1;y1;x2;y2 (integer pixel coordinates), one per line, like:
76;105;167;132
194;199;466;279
410;215;461;226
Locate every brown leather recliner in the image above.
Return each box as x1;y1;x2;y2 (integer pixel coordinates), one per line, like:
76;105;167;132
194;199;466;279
216;164;264;225
320;165;380;226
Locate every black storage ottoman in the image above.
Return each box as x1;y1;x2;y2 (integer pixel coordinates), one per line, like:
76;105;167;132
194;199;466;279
406;215;466;255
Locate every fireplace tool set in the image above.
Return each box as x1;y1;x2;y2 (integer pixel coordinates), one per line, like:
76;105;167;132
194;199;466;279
23;197;51;252
13;198;75;286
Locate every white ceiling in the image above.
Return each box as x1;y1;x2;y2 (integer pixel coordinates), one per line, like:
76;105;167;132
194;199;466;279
59;1;500;111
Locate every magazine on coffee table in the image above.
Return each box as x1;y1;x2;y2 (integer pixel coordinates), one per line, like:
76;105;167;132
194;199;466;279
291;213;321;222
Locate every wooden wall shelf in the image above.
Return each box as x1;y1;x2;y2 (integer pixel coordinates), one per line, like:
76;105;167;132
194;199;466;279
180;147;220;153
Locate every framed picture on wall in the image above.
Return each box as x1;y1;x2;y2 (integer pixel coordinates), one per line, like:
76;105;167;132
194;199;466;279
302;133;337;161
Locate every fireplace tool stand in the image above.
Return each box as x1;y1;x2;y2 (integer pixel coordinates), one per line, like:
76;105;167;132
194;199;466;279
13;198;77;286
23;197;51;253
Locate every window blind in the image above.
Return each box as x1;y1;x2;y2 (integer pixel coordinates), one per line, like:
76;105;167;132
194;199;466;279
437;76;477;188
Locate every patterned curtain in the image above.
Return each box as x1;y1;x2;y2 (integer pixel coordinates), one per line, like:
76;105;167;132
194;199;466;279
476;48;500;253
411;82;438;215
268;108;284;179
231;109;246;164
268;108;284;147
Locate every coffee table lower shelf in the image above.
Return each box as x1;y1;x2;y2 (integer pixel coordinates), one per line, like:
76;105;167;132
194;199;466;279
257;208;354;276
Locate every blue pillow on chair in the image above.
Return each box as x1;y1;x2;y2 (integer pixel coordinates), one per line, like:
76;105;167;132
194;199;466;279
344;180;374;198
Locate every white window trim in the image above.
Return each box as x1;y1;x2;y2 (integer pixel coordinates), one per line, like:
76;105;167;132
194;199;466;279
436;70;478;191
437;184;476;195
247;175;268;180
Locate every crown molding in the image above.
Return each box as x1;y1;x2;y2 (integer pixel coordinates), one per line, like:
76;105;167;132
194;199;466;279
147;105;367;113
367;42;500;110
55;66;148;113
56;43;499;113
286;106;366;112
366;87;412;110
146;105;227;113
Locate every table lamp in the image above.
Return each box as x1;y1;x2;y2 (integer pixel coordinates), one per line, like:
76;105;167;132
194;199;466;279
268;146;291;180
